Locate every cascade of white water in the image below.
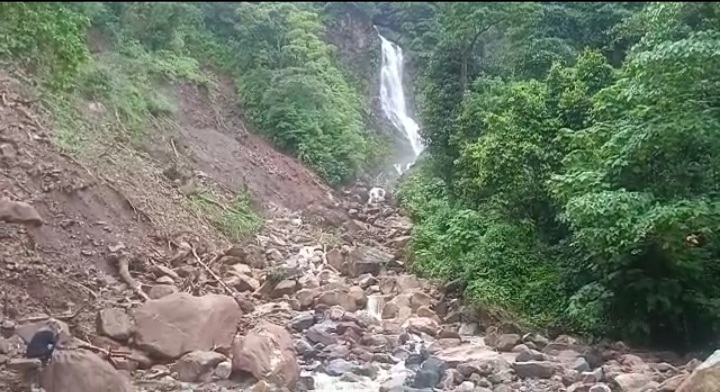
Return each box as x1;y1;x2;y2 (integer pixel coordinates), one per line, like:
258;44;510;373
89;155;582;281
378;33;424;174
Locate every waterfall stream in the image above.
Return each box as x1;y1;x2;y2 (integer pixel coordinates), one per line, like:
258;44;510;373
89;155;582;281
378;33;425;175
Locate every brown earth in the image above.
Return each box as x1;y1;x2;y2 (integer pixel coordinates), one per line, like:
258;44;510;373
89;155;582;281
0;65;342;344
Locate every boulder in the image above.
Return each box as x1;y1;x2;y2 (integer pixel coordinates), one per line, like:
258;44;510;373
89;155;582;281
41;350;132;392
97;308;134;341
232;323;299;388
0;197;43;226
133;293;241;359
171;351;227;382
345;245;392;277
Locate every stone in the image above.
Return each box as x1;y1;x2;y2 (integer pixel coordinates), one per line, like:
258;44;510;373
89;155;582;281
410;291;432;311
382;302;399;319
494;334;522;352
416;306;438;320
171;351;227;382
589;384;612;392
458;322;478;336
677;364;720;391
413;356;447;389
516;349;545;363
271;280;297;299
232;274;260;292
346;245;392;277
512;361;559;379
232;323;299;388
296;289;316;308
404;317;439;337
133;293;242;359
348;286;367;308
612;373;654;392
215;361;232;380
0;197;43;226
326;248;345;271
306;323;337;347
41;350;132;392
148;284;178;299
97;308;134;341
291;314;316;331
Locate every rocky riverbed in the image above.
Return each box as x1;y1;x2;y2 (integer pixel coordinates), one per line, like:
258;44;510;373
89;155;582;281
0;187;718;392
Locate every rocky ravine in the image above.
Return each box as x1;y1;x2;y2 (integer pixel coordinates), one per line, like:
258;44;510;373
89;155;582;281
1;187;719;392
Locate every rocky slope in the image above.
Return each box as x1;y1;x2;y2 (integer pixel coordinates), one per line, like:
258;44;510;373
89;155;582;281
0;61;718;392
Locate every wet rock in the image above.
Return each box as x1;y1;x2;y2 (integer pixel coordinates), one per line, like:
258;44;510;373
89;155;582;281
413;356;447;389
232;323;299;389
291;314;316;331
134;293;241;359
0;197;43;226
41;350;132;392
306;323;337;347
171;351;227;382
325;358;378;378
97;308;134;341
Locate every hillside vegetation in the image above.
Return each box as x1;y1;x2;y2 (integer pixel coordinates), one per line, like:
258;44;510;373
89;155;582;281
0;2;386;186
363;2;720;349
3;2;720;350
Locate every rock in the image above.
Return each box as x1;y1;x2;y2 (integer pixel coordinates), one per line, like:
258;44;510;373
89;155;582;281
232;274;260;292
8;358;41;372
346;245;392;277
348;286;367;308
573;357;591;373
340;372;364;382
516;349;545;363
306;323;338;347
512;361;558;379
382;302;399;319
134;293;242;359
410;291;432;311
215;361;232;380
612;373;654;392
457;381;475;392
97;308;134;341
416;306;438;320
41;350;132;392
677;363;720;391
358;274;378;289
291;314;316;331
316;289;358;312
0;197;43;226
413;356;447;389
16;319;72;346
589;384;612;392
326;248;344;271
252;380;271;392
494;334;521;352
458;322;478;336
171;351;227;382
296;289;316;308
148;284;178;299
232;323;299;388
271;280;298;298
403;317;439;337
325;358;377;378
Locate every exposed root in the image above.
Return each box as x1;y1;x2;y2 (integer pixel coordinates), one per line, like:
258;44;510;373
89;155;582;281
17;303;88;324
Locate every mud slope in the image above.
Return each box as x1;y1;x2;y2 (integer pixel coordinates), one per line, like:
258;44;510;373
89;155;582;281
0;68;338;325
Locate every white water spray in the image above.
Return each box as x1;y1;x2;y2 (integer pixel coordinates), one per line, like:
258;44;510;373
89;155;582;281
378;33;424;175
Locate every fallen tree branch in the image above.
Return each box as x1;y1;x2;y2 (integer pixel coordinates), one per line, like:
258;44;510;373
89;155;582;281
115;254;149;301
191;247;234;296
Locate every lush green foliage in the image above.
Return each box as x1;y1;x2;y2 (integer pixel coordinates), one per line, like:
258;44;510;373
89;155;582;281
0;2;383;185
398;2;720;348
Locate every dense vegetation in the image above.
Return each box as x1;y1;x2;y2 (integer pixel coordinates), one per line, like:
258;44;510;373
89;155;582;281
3;2;720;349
0;2;384;185
378;2;720;349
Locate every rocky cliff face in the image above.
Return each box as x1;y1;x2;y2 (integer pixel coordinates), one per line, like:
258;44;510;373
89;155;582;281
324;4;421;180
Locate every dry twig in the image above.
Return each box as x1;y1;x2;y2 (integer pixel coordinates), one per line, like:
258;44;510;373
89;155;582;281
191;247;234;296
115;254;149;301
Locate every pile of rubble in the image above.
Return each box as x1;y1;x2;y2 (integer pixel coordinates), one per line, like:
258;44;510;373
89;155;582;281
0;186;718;392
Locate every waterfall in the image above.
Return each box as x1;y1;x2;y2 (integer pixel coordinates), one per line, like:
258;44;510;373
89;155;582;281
378;33;424;175
366;294;384;321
